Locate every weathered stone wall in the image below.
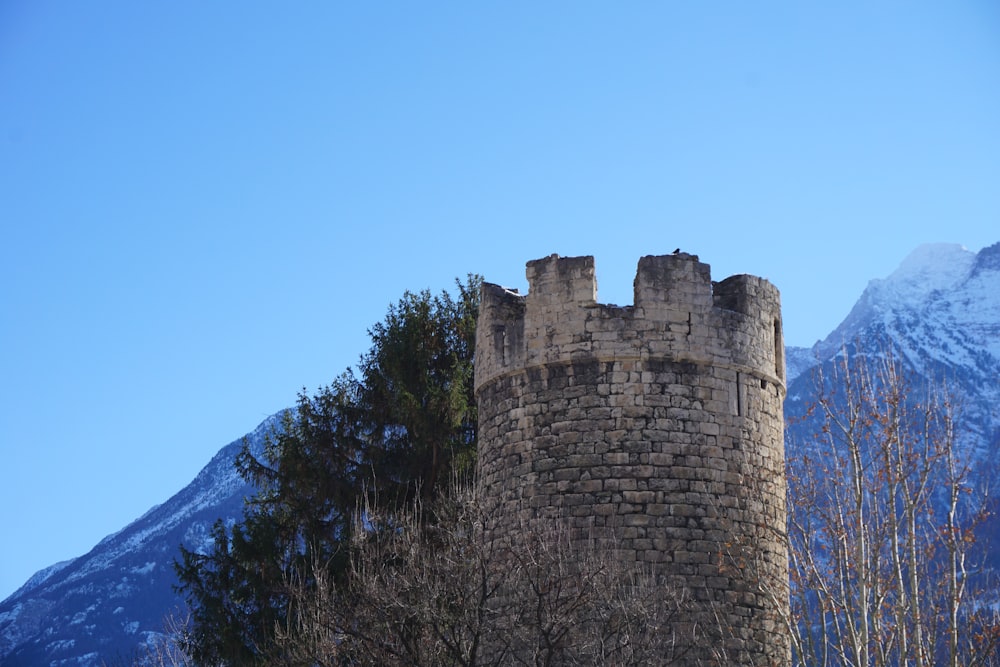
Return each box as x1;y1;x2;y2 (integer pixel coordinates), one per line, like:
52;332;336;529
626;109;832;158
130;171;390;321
475;253;789;666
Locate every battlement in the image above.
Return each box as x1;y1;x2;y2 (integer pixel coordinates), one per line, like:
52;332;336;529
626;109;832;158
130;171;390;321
475;253;785;394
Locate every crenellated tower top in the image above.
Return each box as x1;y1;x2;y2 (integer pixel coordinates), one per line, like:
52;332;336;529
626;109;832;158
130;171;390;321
475;252;785;395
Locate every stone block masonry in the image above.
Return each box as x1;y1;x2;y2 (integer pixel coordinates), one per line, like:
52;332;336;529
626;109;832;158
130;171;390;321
475;253;790;666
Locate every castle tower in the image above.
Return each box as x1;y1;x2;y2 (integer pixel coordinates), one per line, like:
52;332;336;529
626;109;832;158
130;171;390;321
475;253;789;666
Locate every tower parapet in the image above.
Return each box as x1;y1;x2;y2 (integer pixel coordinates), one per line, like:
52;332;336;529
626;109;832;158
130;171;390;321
477;253;784;391
475;252;789;666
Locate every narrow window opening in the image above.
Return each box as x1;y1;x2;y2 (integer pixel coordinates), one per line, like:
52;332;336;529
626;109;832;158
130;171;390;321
735;372;743;417
773;317;784;381
493;325;507;363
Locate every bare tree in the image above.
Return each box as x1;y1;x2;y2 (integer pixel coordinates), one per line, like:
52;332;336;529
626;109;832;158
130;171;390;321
787;347;1000;667
271;484;708;666
485;520;700;667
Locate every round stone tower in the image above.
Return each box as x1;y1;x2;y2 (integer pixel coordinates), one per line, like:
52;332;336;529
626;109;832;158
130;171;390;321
475;253;789;666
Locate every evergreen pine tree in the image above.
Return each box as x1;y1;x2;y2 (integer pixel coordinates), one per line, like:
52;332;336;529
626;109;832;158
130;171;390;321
174;276;481;664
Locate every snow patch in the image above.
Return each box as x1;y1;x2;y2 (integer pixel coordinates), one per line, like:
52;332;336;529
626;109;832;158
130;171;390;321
130;562;156;575
48;651;99;666
784;346;817;384
46;638;75;652
884;243;974;295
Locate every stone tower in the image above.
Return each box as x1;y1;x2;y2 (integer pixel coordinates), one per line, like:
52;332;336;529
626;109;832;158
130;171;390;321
475;253;789;665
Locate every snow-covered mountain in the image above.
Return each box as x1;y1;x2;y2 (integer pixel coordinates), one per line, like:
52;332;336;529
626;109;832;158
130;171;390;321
786;242;1000;468
0;413;283;667
813;242;1000;371
1;241;997;667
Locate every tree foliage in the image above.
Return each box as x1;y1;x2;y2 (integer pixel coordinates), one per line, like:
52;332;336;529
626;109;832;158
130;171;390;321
353;277;479;501
174;276;480;665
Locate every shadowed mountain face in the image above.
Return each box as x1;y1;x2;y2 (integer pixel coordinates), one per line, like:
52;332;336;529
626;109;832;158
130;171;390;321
0;415;278;667
2;242;998;667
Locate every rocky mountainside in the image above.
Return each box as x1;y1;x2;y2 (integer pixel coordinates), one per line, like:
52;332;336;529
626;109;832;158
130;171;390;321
785;242;1000;470
0;414;281;667
2;241;997;667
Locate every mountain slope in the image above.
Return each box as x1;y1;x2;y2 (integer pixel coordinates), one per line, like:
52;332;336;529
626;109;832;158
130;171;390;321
787;242;1000;466
0;413;282;667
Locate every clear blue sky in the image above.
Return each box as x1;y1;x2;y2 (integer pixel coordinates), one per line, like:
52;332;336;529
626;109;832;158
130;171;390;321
1;1;998;601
